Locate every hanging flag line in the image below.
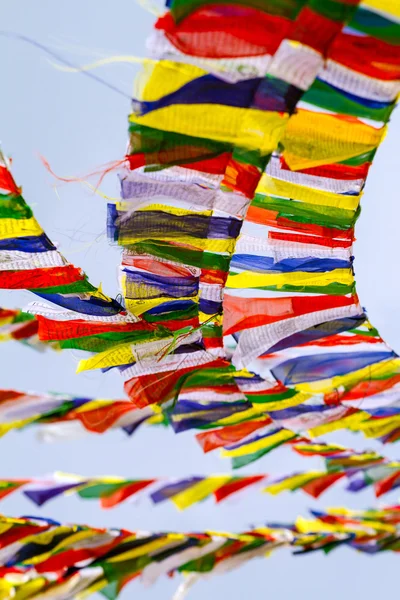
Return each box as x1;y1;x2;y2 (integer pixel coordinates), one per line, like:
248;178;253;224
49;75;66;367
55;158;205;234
97;0;400;421
1;0;400;470
80;0;400;468
4;386;400;476
0;389;166;439
0;151;132;341
2;439;400;510
0;507;399;599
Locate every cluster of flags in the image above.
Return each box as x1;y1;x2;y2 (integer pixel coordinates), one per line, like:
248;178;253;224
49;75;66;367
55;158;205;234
0;0;399;469
3;438;400;512
5;385;400;474
0;154;123;321
266;441;400;498
0;472;267;510
0;507;399;599
0;389;166;440
1;0;400;596
106;0;400;447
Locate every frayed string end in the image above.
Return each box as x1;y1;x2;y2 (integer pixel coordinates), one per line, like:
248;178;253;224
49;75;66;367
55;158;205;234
38;154;128;194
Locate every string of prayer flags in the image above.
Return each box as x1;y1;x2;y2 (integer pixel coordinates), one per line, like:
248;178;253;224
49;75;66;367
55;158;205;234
2;0;400;471
0;389;167;439
0;473;267;510
0;152;123;319
0;507;398;598
95;0;400;466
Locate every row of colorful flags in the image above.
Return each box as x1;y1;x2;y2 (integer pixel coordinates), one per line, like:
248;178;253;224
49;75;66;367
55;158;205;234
0;506;398;599
1;437;400;511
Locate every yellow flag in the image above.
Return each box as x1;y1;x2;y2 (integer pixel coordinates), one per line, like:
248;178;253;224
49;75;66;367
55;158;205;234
264;472;324;495
171;476;232;510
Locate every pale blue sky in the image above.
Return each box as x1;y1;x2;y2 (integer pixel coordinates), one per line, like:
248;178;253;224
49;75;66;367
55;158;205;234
1;2;400;598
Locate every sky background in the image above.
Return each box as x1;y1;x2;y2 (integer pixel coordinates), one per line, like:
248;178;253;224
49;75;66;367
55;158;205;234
1;2;400;598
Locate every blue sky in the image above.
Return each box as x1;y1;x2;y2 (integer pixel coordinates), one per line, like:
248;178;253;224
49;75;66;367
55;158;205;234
1;2;400;598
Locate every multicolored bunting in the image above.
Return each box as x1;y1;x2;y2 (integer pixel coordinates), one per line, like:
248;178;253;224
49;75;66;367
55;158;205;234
108;0;368;401
0;152;136;356
4;385;400;474
266;441;400;498
4;10;400;600
2;439;400;508
0;472;267;509
0;389;167;439
171;398;400;470
0;507;399;598
2;0;400;471
95;0;400;462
